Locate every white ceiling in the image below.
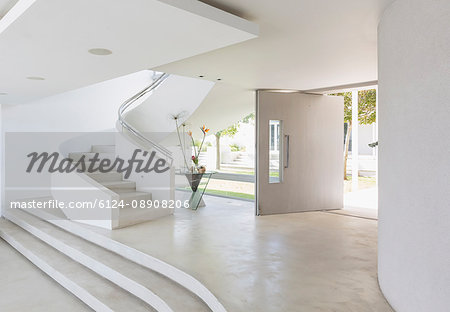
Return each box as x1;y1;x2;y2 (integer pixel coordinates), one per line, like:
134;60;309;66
0;0;17;17
159;0;393;90
0;0;257;104
0;0;395;132
155;0;394;131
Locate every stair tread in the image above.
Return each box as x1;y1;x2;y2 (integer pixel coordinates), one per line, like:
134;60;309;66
69;152;115;156
0;218;153;312
115;190;152;198
69;152;117;162
101;181;136;189
220;164;254;168
87;172;123;182
87;172;122;176
101;180;134;185
6;209;208;312
69;152;116;159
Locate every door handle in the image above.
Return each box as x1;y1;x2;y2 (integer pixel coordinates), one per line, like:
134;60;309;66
284;134;290;168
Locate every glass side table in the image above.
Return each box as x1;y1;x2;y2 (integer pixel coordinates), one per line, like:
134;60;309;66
184;172;216;210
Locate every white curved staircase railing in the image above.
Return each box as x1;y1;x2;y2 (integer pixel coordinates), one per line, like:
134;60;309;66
118;72;173;164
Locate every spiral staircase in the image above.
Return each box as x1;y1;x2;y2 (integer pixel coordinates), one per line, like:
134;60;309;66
1;71;226;311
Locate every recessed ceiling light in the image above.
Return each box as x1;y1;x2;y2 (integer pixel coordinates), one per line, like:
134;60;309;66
88;48;113;56
27;76;45;81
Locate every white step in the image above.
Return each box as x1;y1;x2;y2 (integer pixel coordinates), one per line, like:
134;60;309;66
230;160;251;165
69;152;116;162
101;181;136;191
0;219;155;312
5;209;208;312
116;190;154;226
117;190;152;202
91;145;115;153
106;190;172;228
117;206;171;229
219;167;254;173
15;207;227;312
87;172;123;182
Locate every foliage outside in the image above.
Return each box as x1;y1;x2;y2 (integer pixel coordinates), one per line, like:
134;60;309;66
194;140;212;152
331;90;377;180
215;112;255;169
230;144;245;152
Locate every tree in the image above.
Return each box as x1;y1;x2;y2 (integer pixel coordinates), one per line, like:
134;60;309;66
241;112;255;124
334;90;376;180
215;123;239;170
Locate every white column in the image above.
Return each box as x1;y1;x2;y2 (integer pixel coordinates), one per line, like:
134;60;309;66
378;1;450;310
0;103;2;217
351;91;359;191
375;86;378;186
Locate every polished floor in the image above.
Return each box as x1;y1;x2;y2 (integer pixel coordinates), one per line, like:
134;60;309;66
0;239;90;311
0;195;392;312
85;195;392;312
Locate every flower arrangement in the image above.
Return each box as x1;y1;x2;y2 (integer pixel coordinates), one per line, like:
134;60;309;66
188;125;209;172
172;112;210;173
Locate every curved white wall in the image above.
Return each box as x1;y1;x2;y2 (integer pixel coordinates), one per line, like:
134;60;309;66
2;70;153;132
124;74;214;136
378;1;450;311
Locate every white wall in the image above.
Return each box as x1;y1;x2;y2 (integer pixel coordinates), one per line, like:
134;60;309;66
2;70;152;132
378;1;450;311
124;75;214;138
358;124;375;156
0;103;2;217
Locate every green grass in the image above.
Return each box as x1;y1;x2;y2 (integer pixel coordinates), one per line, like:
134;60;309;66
220;170;255;175
181;185;255;200
345;176;376;183
200;188;255;200
344;175;377;192
218;170;279;177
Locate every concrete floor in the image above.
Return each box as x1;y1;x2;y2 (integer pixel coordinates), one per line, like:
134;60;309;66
0;239;90;312
344;187;378;211
0;195;392;312
85;195;393;312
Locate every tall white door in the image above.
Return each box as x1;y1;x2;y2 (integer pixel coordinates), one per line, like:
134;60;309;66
256;91;343;215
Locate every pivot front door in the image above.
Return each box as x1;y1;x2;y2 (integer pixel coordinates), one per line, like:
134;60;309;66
256;91;343;215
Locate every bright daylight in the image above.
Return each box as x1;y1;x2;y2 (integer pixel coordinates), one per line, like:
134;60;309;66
0;0;449;312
